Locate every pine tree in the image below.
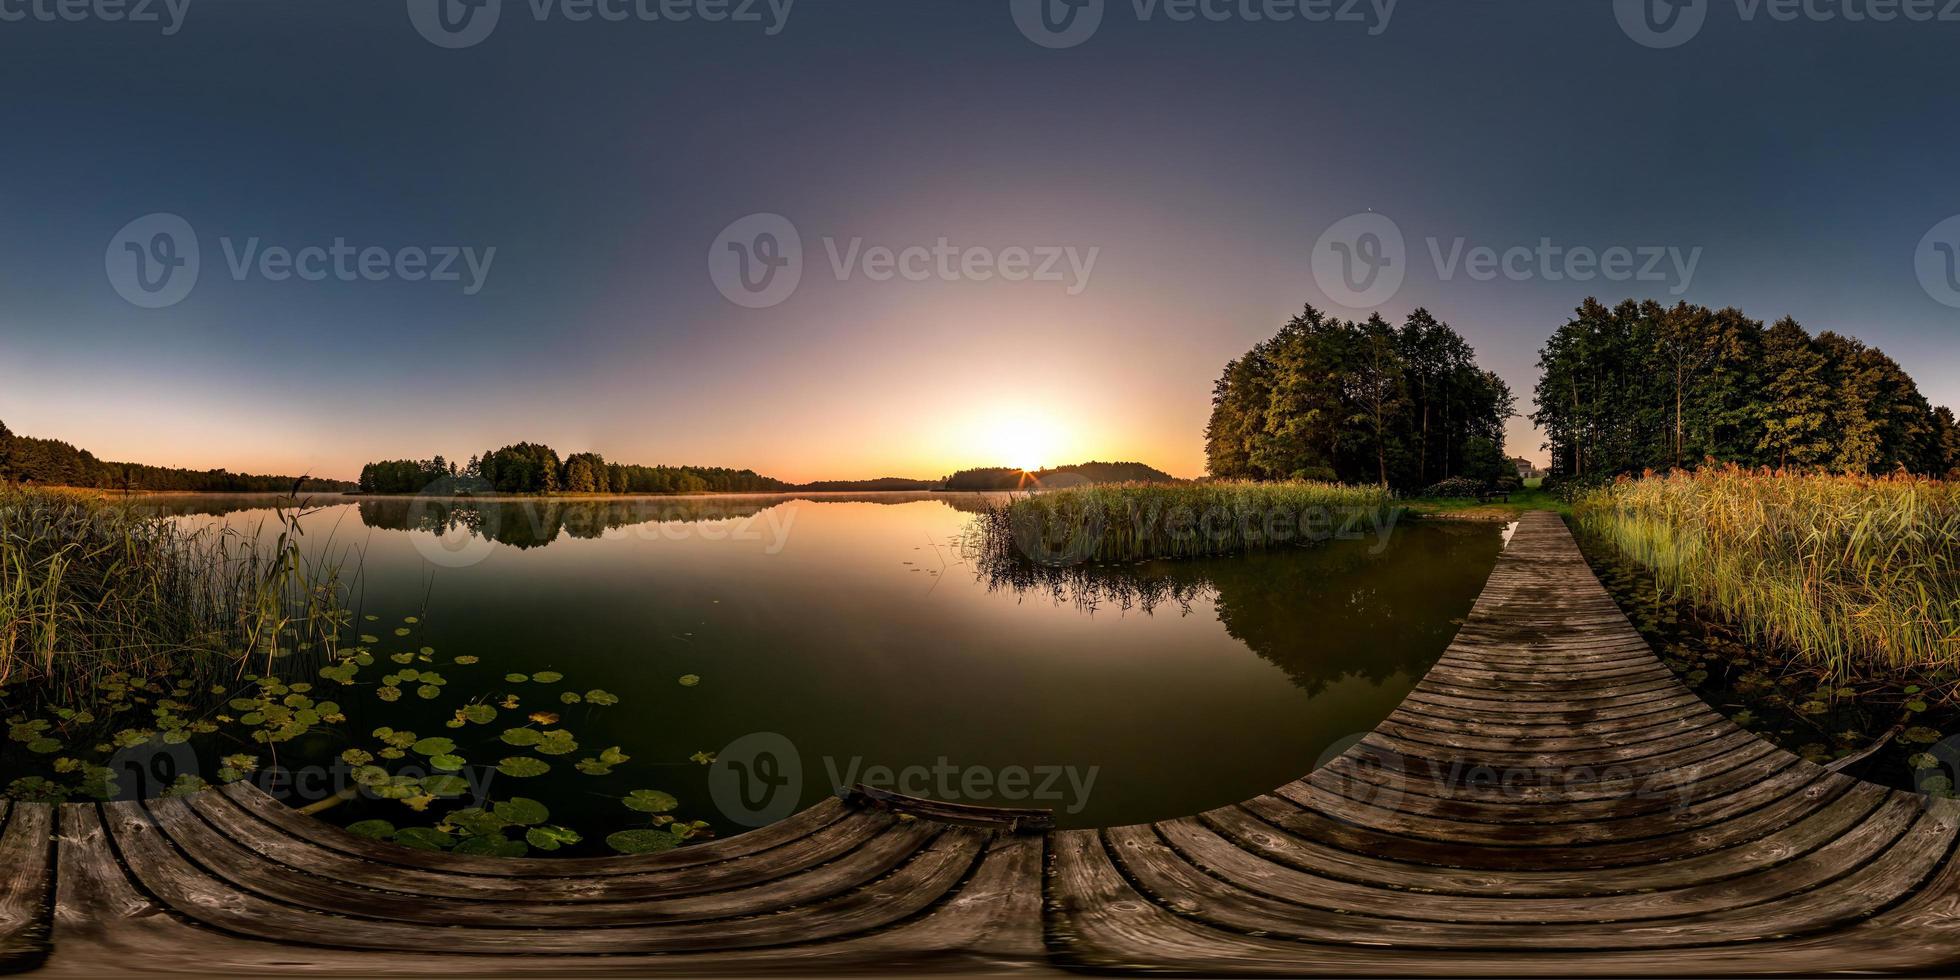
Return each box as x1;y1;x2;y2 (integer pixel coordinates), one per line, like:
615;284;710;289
1755;318;1832;468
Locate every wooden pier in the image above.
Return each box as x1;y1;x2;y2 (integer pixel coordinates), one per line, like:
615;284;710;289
4;511;1957;976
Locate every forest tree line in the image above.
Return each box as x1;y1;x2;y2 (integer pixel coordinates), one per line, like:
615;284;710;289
0;420;354;492
1204;307;1515;491
358;443;791;496
1534;299;1960;479
942;461;1176;490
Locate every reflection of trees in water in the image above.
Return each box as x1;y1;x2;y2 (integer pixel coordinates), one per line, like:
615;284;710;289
127;493;356;518
354;493;999;549
975;522;1501;696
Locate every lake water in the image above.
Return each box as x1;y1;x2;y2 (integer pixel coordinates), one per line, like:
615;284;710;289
132;492;1501;849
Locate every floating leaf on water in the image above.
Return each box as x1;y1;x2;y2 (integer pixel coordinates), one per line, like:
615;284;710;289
391;827;453;851
421;775;470;797
454;834;529;858
416;685;443;700
501;728;544;747
1906;727;1944;744
678;675;701;688
690;751;715;765
535;731;579;756
460;705;498;725
348;820;396;840
533;671;564;684
445;807;507;837
528;712;560;725
1907;700;1929;713
585;690;618;706
498;757;551;778
559;692;582;705
455;656;480;665
526;825;581;852
493;797;550;826
607;829;680;855
504;674;529;684
431;754;467;773
624;789;679;814
411;737;457;758
1910;753;1941;770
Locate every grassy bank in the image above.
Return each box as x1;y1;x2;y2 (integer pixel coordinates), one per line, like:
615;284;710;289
0;486;348;693
1575;468;1959;686
968;481;1396;566
1399;486;1567;520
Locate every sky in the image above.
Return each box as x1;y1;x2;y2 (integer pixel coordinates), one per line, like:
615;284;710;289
1;0;1956;482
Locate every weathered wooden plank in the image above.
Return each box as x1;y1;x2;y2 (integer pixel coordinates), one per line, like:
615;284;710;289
0;802;53;974
845;785;1054;832
144;796;938;926
1162;791;1917;924
104;801;990;955
218;779;857;878
184;788;895;902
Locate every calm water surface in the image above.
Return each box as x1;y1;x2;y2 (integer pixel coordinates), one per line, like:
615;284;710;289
139;492;1501;840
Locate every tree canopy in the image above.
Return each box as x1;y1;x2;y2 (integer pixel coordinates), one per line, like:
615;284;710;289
360;443;791;496
942;461;1176;491
1533;299;1957;478
1204;306;1515;490
0;420;353;492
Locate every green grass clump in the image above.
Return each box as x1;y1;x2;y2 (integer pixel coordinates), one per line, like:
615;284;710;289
969;480;1396;566
0;486;349;694
1575;467;1959;685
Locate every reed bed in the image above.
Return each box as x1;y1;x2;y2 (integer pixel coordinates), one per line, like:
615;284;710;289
967;480;1396;567
1575;467;1960;685
0;486;349;696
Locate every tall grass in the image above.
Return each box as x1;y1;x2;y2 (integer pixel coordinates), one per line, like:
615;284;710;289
0;486;350;695
1575;467;1960;684
967;480;1397;567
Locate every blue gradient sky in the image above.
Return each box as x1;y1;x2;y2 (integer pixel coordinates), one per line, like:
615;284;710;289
1;0;1954;481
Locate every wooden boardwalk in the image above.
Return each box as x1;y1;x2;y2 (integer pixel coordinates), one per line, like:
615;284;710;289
4;511;1959;976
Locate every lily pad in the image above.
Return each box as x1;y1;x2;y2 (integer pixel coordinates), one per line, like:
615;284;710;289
348;820;396;840
624;789;679;814
493;797;550;827
526;825;581;852
607;829;682;855
498;757;551;778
